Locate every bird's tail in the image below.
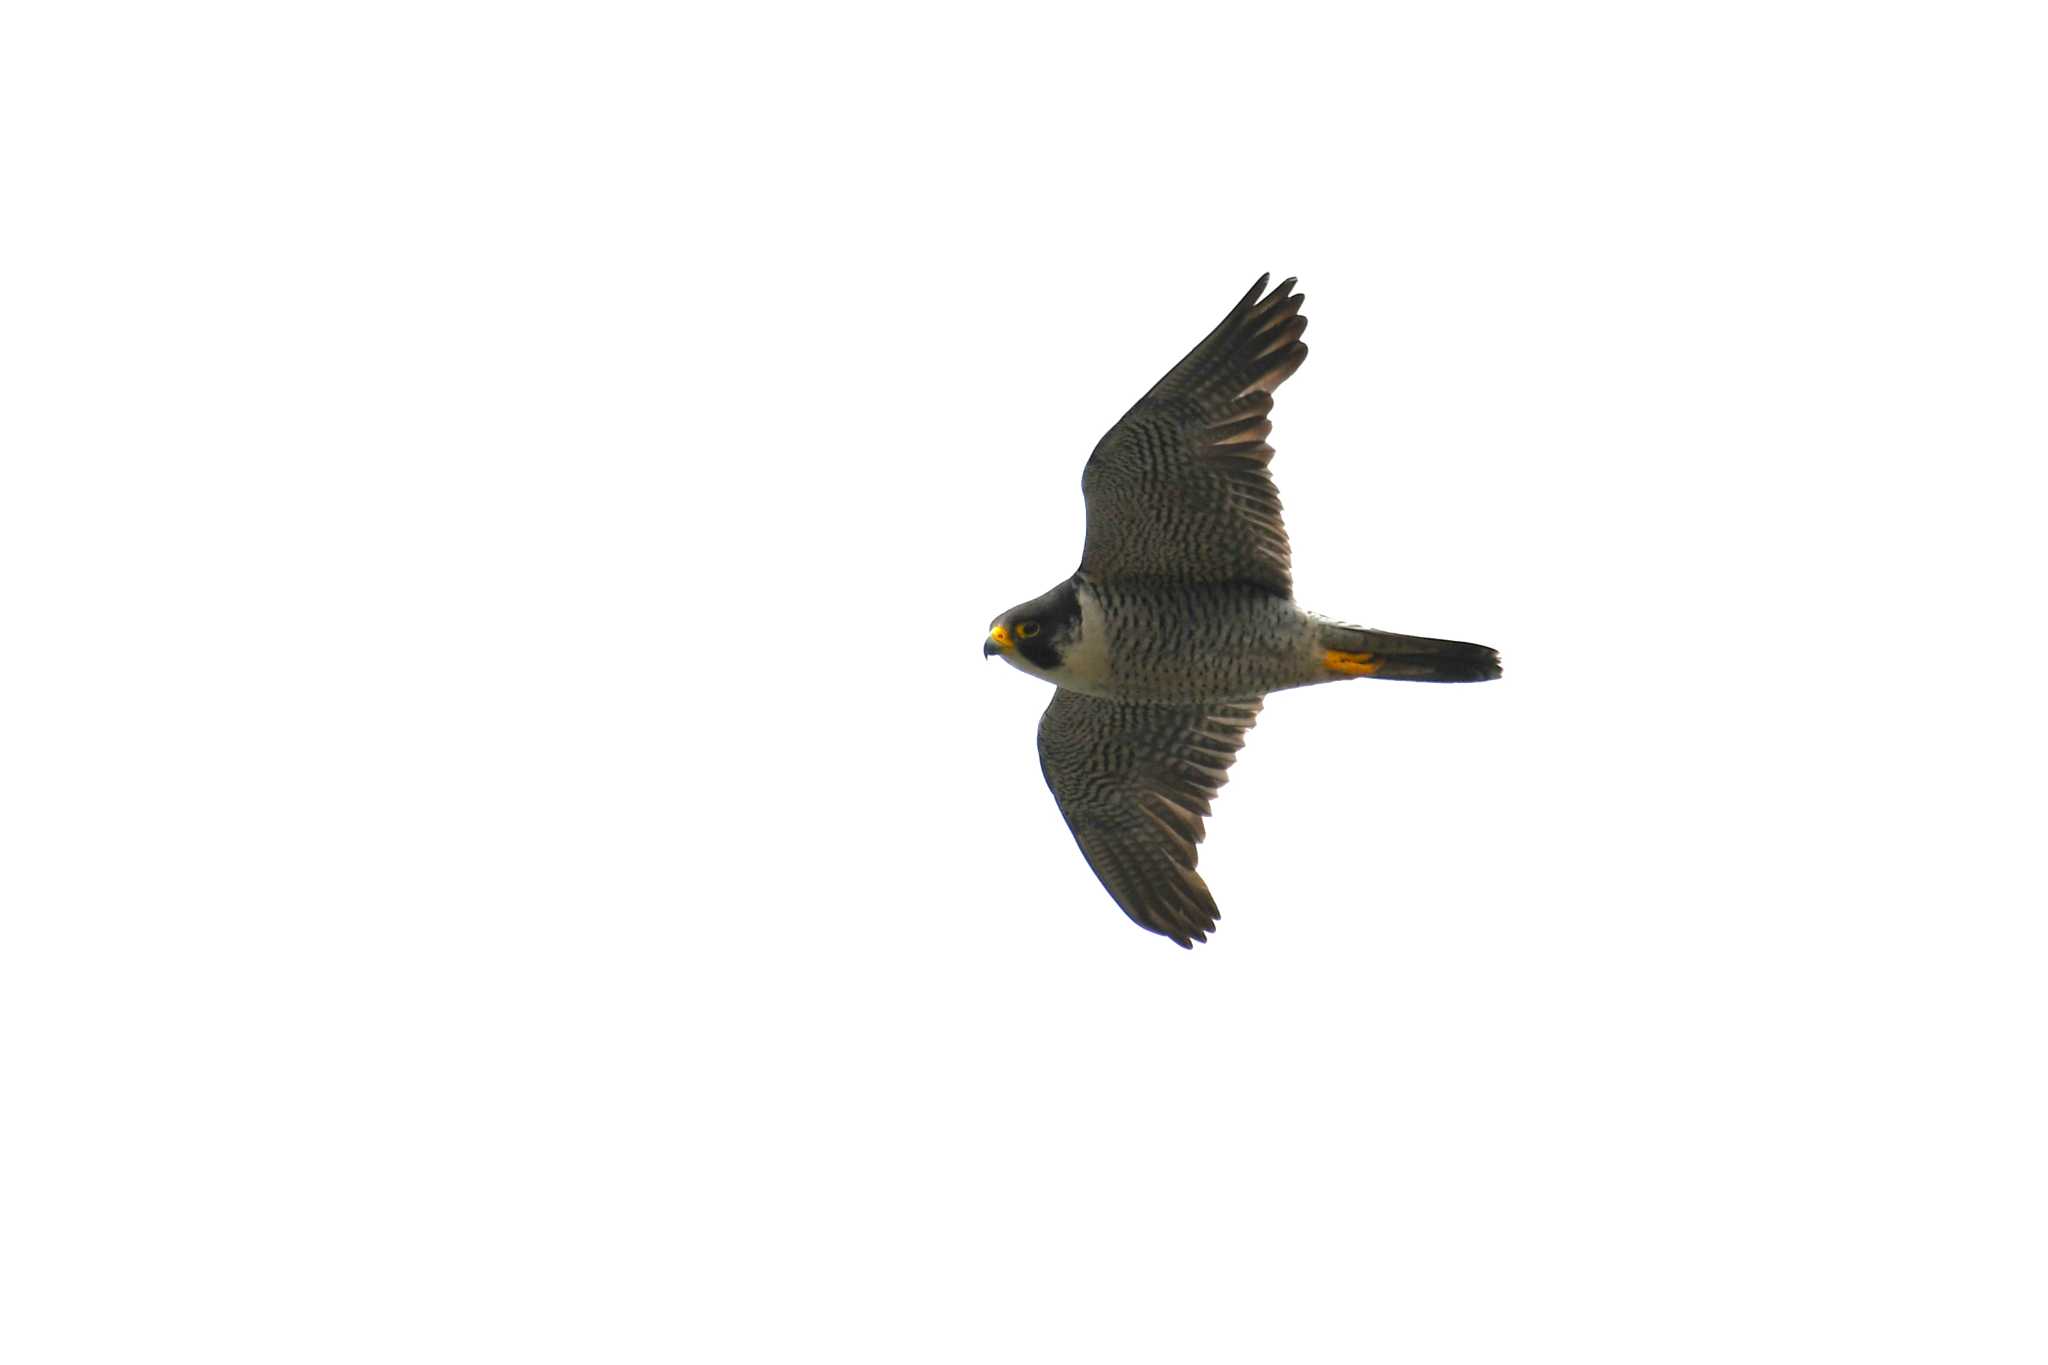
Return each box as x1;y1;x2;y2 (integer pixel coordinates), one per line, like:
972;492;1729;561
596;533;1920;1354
1316;620;1502;682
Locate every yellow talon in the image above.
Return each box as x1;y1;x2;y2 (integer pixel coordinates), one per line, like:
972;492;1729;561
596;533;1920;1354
1324;649;1381;677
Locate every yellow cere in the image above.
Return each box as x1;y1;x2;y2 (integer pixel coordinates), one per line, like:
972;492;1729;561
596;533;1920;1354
988;624;1013;650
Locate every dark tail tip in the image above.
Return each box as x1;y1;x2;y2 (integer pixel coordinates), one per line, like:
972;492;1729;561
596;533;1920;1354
1388;639;1500;683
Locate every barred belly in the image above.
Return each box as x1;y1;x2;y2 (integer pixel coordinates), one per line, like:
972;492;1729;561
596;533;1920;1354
1073;577;1318;703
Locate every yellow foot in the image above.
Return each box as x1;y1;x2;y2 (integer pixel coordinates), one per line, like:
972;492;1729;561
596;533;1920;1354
1323;649;1381;677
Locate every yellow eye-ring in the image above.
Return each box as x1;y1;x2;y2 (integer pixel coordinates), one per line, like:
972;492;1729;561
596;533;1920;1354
1016;621;1041;639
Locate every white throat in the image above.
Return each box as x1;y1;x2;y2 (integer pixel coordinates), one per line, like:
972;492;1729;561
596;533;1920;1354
1029;582;1112;695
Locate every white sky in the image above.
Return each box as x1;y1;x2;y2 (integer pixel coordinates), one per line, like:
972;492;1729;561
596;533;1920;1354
4;3;2043;1361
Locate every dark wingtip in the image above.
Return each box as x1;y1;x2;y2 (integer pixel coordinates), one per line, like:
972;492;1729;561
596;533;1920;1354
1231;274;1272;318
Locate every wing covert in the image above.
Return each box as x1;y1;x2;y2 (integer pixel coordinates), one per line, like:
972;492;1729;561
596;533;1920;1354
1036;689;1263;947
1078;275;1308;594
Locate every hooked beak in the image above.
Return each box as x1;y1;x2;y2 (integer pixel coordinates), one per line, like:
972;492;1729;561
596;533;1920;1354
984;623;1012;658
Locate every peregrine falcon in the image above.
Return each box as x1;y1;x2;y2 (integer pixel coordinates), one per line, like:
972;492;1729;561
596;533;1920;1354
986;274;1500;948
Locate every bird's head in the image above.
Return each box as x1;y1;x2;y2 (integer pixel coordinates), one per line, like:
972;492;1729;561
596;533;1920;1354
985;581;1083;680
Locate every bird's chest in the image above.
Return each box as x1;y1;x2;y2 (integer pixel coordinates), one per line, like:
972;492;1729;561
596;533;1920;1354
1057;583;1302;702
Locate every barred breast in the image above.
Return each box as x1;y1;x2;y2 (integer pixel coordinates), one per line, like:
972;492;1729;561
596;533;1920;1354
1063;576;1321;703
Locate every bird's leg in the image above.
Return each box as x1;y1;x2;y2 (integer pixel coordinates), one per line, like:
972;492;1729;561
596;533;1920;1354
1322;650;1382;677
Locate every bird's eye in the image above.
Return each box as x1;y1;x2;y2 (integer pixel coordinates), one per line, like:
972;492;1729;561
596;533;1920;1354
1017;621;1041;639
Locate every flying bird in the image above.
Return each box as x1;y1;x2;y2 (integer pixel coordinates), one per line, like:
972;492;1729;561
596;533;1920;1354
985;274;1500;947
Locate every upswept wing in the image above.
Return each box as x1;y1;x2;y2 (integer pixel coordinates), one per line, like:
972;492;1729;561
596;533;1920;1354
1078;275;1308;595
1036;688;1263;947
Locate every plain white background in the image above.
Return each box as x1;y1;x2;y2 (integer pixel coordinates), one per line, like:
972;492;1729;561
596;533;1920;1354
3;2;2043;1360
